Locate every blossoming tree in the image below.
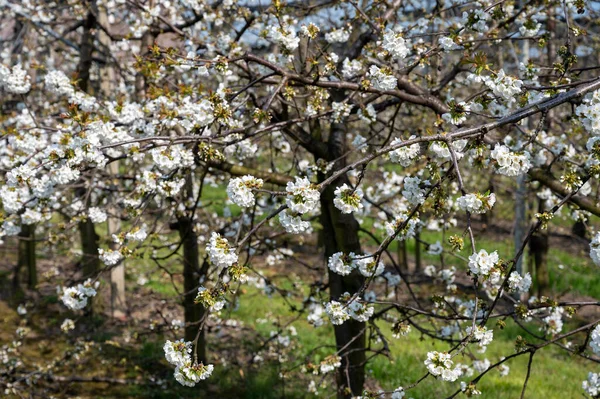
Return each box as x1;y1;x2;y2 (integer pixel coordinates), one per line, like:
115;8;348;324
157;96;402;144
2;0;600;398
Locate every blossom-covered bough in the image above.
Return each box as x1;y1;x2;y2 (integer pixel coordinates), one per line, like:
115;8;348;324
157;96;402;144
2;0;600;398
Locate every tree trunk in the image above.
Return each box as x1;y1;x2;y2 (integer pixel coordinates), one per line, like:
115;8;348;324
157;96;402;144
135;31;154;101
397;241;409;274
319;121;366;398
178;173;206;361
107;191;126;318
79;218;100;278
530;199;550;297
414;232;421;274
76;6;100;281
98;9;127;320
14;224;37;291
514;174;527;275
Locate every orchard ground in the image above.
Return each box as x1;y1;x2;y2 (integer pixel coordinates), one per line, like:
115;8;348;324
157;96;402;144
1;214;598;399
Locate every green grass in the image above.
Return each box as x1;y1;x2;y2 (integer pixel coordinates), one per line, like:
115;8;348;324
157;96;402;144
222;285;596;399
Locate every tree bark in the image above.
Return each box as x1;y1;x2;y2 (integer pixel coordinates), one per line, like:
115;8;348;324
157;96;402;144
177;172;206;362
529;199;550;297
14;224;37;291
76;5;100;281
319;120;366;398
98;8;127;319
414;232;421;274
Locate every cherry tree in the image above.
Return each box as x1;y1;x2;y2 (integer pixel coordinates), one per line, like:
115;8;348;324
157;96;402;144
1;0;600;398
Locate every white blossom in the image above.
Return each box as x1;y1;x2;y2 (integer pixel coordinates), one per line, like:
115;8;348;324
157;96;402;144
279;210;312;234
368;65;397;91
88;207;107;223
507;271;532;293
456;193;496;214
389;136;420;166
490;144;532;176
468;249;499;277
326;300;350;325
285;177;320;214
381;30;410;59
206;232;238;268
226;175;264;208
328;252;355;276
424;351;461;381
163;339;192;367
333;184;363;214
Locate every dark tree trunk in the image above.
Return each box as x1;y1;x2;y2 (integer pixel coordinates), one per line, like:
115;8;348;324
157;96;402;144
414;232;421;273
177;173;206;362
530;200;550;297
14;224;37;292
319;120;366;398
397;241;409;274
79;218;100;278
76;6;100;281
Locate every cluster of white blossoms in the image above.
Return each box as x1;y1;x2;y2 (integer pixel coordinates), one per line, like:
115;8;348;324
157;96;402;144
44;70;75;96
368;65;397;91
575;90;600;135
60;279;99;310
438;36;462;51
590;232;600;266
389;136;420;167
333;184;363;214
402;176;427;205
269;26;300;52
466;326;494;352
462;8;491;32
0;63;31;94
355;255;385;277
442;100;471;125
328;252;355;276
328;252;384;277
60;318;75;333
543;307;565;335
357;104;377;124
98;248;124;266
88;207;108;224
279;210;312;234
285;177;320;214
486;70;524;102
226;175;264;208
519;19;542;37
583;372;600;397
381;30;410;59
468;249;500;278
164;339;214;387
348;301;374;322
332;101;352;122
430;139;468;161
325;27;351;43
164;339;192;367
460;381;482;396
456;192;496;214
490;144;532;176
325;293;375;325
424;351;461;381
325;301;350;325
391;386;405;399
206;232;238;268
590;325;600;355
507;271;532;293
318;355;342;374
385;212;419;241
342;57;363;79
